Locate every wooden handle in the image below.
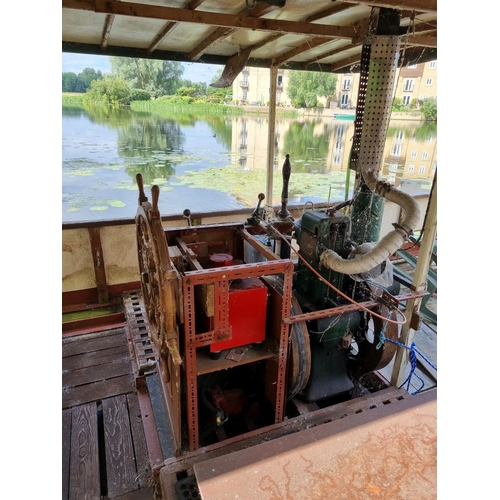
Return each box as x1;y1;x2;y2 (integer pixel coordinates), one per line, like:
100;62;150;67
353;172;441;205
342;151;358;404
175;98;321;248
151;185;160;212
136;173;148;204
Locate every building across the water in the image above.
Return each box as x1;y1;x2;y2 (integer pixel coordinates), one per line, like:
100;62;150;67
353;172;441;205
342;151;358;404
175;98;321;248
231;60;437;110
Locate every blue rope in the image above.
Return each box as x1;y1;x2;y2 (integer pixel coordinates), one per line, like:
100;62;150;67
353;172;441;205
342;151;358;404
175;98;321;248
375;327;437;396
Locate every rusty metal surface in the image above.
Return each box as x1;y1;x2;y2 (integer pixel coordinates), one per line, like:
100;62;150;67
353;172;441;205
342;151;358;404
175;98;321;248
194;390;437;500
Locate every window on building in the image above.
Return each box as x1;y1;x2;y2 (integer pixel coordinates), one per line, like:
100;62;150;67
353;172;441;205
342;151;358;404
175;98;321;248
403;95;411;105
419;166;425;173
392;143;402;156
333;153;341;165
429;61;436;69
433;161;437;172
408;64;417;69
411;150;417;158
403;79;414;91
340;94;349;107
335;125;345;150
389;164;398;171
242;91;247;101
396;130;404;141
408;165;415;173
277;75;283;87
342;79;351;90
426;78;432;85
422;151;428;160
243;75;248;85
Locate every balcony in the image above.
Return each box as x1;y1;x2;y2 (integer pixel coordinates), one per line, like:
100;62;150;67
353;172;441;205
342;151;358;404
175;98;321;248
240;80;249;88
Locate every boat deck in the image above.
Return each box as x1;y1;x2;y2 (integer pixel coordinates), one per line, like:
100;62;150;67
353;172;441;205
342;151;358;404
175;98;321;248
62;261;437;499
62;327;155;499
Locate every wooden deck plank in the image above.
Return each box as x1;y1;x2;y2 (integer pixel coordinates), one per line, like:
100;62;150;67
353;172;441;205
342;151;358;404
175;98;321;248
102;395;139;498
63;344;130;372
63;373;135;409
127;393;151;489
69;403;101;500
62;327;125;345
62;409;72;500
63;330;128;358
63;359;132;390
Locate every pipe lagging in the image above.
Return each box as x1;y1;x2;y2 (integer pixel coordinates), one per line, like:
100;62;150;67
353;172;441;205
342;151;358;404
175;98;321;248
319;170;421;275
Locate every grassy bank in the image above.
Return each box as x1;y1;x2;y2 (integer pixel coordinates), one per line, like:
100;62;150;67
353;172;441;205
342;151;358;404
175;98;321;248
62;93;298;118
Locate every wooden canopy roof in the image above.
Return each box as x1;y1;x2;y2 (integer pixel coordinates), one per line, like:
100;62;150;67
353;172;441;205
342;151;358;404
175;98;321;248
62;0;437;75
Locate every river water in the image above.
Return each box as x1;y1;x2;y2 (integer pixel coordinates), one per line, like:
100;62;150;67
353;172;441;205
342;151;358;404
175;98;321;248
62;105;436;223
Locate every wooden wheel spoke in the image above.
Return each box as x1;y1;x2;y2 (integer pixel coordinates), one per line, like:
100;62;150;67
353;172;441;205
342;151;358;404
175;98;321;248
135;176;183;380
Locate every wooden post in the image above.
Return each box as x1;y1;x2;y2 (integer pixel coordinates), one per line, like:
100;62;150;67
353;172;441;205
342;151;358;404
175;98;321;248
391;174;437;387
265;63;278;219
88;227;109;303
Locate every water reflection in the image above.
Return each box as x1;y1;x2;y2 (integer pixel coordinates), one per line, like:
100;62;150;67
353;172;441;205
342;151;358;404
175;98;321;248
62;105;436;222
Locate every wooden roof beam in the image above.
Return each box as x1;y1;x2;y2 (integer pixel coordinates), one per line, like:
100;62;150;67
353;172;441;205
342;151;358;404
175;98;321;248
63;0;361;39
403;34;437;47
148;0;206;55
101;14;115;50
189;4;277;61
303;42;362;67
335;0;437;13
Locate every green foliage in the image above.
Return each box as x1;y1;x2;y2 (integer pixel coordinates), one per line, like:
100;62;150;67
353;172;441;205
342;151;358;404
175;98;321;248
84;76;131;105
420;97;437;121
391;97;406;111
62;94;84;107
110;57;183;98
62;72;78;92
79;68;103;88
287;70;337;108
62;68;103;92
176;86;196;97
130;89;151;101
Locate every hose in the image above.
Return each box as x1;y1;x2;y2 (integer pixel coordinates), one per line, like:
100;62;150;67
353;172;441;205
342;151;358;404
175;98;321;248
320;171;420;276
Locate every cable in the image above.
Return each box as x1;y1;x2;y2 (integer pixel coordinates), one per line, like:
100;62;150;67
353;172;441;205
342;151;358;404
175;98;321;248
262;221;407;326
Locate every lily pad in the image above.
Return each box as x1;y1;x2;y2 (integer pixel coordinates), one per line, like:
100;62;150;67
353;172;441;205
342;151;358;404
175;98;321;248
106;200;126;208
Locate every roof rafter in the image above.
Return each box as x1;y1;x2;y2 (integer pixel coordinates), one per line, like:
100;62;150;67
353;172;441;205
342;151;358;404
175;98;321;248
63;0;361;39
148;0;206;55
189;4;277;61
101;15;115;50
335;0;437;13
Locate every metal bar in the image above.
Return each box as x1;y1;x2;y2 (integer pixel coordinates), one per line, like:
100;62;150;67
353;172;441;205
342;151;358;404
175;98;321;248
283;291;428;324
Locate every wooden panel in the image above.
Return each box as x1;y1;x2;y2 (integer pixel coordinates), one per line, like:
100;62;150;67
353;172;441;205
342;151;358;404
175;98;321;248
69;403;100;500
88;226;109;303
102;395;138;497
62;344;130;372
63;359;131;389
63;374;135;409
62;409;72;500
63;329;127;357
127;393;151;488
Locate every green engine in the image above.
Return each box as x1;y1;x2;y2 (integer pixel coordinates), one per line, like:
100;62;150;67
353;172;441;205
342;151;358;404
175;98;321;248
294;209;366;402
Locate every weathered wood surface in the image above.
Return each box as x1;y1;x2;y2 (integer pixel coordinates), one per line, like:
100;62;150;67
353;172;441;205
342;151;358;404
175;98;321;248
69;402;101;500
62;327;152;499
103;395;138;497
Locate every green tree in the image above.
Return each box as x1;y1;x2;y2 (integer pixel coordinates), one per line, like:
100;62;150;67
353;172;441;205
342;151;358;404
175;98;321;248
62;72;78;92
207;69;231;99
420;97;437;121
78;67;103;90
84;75;131;105
287;70;337;108
110;57;183;97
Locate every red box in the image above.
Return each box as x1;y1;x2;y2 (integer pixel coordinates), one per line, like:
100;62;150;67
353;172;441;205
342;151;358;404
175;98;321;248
210;277;268;353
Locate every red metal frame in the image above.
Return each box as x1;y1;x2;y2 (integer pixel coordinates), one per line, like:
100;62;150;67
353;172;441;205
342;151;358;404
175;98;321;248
182;260;294;451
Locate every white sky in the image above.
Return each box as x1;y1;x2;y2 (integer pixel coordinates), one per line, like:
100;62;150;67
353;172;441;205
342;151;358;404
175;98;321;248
61;52;223;84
